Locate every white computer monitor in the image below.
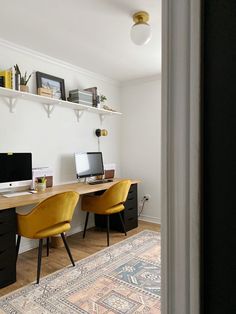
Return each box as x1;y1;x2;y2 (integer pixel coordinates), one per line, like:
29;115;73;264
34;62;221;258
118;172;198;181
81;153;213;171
0;153;32;193
75;152;104;179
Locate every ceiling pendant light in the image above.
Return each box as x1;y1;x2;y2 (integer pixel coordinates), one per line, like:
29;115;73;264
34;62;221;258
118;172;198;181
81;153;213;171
130;11;152;46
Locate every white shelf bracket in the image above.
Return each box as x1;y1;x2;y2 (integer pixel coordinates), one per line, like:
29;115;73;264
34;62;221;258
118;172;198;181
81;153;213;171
43;104;55;118
3;97;18;113
74;109;84;122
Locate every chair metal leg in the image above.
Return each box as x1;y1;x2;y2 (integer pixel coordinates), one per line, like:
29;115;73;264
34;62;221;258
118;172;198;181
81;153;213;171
107;215;110;246
61;233;75;267
46;237;50;257
37;239;43;284
119;212;127;236
83;212;89;238
16;235;21;261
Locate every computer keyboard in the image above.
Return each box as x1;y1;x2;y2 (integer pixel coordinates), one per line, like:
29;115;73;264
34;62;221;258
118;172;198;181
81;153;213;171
88;179;113;185
2;191;32;198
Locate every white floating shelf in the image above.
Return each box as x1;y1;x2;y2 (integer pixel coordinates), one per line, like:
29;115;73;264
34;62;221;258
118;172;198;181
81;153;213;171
0;87;122;122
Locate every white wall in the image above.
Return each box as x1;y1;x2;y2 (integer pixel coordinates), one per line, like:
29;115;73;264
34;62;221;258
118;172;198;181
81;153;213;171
120;76;161;224
0;39;161;254
0;40;121;252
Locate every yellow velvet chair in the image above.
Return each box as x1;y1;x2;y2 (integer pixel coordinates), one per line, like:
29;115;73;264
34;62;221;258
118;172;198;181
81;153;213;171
82;180;131;246
16;191;79;284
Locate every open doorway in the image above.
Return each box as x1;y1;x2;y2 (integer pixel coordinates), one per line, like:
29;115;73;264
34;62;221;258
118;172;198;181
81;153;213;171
0;0;204;314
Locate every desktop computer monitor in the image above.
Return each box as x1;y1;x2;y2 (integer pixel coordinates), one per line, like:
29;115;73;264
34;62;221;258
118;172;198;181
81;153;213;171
75;152;104;179
0;153;32;192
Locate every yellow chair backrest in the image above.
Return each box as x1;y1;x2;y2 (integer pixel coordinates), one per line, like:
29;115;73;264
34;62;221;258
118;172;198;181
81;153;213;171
17;191;79;238
102;180;132;208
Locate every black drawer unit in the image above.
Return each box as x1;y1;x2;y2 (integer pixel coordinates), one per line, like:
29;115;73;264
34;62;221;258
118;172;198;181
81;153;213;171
95;183;138;232
0;208;16;288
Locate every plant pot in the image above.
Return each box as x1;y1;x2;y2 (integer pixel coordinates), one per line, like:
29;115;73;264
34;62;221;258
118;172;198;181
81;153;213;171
35;182;46;192
20;85;29;93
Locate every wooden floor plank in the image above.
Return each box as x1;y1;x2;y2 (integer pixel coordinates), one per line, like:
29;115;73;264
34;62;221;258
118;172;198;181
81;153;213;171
0;221;160;296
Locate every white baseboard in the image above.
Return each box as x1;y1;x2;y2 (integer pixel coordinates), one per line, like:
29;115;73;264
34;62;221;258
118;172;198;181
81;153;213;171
18;215;161;254
19;239;39;254
67;221;94;236
19;222;95;254
139;214;161;225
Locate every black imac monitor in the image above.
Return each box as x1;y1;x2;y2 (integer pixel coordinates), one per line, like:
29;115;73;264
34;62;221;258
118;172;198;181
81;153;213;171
75;152;104;179
0;153;32;192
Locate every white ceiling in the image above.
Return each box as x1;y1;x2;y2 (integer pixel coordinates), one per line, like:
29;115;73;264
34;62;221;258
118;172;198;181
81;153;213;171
0;0;161;82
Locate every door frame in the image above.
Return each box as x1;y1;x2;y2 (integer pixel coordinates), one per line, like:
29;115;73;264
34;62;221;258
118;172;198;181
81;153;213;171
161;0;201;313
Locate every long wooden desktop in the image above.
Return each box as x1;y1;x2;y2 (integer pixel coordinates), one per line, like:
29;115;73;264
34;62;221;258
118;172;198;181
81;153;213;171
0;179;140;288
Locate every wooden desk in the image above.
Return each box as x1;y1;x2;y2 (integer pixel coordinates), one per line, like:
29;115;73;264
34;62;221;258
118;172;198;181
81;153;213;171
0;179;140;288
0;179;140;210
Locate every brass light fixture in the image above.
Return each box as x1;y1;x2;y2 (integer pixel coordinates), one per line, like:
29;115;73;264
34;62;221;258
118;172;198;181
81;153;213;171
96;129;108;152
130;11;152;46
95;129;108;137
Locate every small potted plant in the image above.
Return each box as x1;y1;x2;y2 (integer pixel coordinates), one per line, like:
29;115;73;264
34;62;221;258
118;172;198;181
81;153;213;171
35;176;47;192
14;64;32;92
100;94;107;106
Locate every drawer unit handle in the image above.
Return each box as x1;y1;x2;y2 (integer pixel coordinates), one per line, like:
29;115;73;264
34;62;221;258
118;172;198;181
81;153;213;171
127;197;134;201
127;207;134;211
128;217;134;221
0;216;15;224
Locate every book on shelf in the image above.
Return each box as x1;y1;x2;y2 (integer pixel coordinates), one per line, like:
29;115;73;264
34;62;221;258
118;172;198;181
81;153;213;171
0;67;21;90
83;87;98;107
11;67;20;90
0;68;13;89
67;97;93;106
68;89;93;105
14;71;20;90
0;76;4;87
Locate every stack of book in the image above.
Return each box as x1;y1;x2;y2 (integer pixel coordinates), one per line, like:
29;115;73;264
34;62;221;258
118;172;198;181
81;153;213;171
83;87;99;107
67;89;93;106
0;67;20;90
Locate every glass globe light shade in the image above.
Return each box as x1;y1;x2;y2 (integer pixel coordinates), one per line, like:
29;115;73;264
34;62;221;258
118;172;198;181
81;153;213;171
130;22;152;45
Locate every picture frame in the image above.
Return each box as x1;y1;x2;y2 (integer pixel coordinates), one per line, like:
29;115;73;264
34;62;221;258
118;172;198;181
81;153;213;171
36;71;66;100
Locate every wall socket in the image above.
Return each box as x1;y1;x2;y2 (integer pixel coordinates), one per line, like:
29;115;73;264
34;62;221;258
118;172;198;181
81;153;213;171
144;194;151;201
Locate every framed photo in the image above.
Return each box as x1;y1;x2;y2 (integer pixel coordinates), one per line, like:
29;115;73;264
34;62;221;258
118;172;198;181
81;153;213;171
36;71;66;100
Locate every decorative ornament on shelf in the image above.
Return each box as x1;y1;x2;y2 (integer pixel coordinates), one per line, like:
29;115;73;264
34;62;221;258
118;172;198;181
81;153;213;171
98;94;107;109
99;93;117;111
38;87;53;98
14;64;32;93
102;104;117;112
100;94;107;104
